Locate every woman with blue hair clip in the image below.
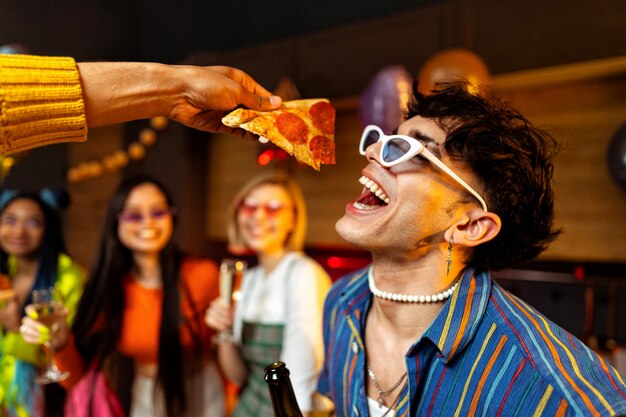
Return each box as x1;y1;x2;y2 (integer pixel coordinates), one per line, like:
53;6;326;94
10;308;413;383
0;188;85;417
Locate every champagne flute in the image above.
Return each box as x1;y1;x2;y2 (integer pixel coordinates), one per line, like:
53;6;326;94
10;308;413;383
214;258;247;343
31;287;69;384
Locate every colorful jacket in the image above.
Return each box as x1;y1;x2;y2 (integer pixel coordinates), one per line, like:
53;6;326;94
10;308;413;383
0;254;86;417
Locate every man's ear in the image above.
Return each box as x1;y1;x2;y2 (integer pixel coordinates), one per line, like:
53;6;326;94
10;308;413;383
446;210;501;248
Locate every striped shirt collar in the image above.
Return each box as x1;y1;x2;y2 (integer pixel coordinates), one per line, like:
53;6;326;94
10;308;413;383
336;266;492;363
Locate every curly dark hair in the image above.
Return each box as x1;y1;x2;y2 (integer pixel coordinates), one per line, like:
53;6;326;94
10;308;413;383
407;81;562;271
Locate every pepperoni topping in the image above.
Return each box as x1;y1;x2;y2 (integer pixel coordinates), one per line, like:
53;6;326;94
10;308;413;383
309;136;335;164
309;102;335;134
276;113;309;144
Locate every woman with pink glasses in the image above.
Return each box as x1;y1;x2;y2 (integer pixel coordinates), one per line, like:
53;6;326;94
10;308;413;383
205;171;331;417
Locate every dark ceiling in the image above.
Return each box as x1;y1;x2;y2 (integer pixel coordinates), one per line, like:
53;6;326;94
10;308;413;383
0;0;437;63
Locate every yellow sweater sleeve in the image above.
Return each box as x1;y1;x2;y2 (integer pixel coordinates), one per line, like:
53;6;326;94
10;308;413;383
0;54;87;154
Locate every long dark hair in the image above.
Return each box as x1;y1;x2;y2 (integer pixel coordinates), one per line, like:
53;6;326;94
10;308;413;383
71;175;190;416
0;188;69;301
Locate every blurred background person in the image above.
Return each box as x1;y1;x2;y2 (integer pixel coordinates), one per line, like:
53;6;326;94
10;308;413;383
205;171;332;417
0;188;85;417
21;176;224;417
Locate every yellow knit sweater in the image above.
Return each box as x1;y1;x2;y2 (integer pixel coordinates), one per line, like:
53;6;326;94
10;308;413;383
0;54;87;154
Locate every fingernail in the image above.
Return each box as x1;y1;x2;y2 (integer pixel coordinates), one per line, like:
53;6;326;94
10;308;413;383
269;96;282;106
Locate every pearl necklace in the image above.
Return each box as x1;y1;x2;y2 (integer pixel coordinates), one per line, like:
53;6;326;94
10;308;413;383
368;267;459;303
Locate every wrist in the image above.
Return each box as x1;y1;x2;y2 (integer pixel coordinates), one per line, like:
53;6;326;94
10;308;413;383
78;61;176;126
214;330;236;345
142;62;182;117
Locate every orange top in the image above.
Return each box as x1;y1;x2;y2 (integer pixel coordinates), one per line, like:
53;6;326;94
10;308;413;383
55;257;219;387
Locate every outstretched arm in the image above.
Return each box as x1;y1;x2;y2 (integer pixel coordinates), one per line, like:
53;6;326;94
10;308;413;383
0;55;282;153
77;62;281;135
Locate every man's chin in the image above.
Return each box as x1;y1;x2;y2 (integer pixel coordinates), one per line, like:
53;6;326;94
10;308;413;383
335;217;367;249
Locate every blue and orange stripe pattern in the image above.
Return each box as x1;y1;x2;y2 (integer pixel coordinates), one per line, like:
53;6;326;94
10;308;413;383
318;267;626;416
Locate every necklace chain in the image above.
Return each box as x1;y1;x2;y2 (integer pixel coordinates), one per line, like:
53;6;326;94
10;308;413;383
368;267;459;303
366;365;408;408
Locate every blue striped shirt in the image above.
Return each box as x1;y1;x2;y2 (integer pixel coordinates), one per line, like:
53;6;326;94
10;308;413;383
317;267;626;416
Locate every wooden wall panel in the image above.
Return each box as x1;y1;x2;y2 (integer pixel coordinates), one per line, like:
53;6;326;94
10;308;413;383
465;0;626;73
297;6;445;98
494;70;626;262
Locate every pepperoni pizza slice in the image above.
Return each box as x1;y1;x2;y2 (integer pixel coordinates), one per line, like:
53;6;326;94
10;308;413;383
222;99;336;170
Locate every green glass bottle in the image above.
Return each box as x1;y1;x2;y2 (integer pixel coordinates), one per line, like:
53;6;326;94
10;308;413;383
264;361;304;417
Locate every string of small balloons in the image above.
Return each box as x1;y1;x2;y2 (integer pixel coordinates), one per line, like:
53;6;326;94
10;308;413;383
66;117;169;183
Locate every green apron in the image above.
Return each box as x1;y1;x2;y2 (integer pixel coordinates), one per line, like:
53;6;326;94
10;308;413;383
232;258;299;417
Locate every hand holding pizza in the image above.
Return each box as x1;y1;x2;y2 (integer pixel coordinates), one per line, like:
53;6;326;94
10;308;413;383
78;63;282;140
167;65;283;138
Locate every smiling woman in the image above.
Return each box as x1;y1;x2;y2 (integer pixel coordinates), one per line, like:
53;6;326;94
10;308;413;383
19;176;225;417
0;188;85;417
205;171;332;417
116;183;175;258
0;199;45;257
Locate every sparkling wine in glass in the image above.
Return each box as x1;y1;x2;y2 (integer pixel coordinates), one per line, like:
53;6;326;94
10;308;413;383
32;288;69;384
220;258;246;307
215;258;247;342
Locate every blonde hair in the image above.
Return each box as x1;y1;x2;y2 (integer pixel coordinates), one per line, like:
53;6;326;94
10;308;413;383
227;171;307;253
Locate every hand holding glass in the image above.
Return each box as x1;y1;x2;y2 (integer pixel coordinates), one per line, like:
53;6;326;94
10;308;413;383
32;288;69;384
214;259;246;343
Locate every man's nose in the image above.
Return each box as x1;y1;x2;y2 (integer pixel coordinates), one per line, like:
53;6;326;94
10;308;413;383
365;141;384;165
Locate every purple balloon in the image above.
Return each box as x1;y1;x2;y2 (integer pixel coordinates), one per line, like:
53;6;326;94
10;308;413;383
359;65;413;134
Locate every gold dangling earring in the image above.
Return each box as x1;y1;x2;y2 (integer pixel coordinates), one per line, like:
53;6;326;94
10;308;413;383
446;235;454;277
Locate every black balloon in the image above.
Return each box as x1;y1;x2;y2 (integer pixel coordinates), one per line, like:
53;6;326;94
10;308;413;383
607;121;626;192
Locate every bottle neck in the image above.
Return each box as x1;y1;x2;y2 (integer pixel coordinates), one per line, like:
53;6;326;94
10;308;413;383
264;362;303;417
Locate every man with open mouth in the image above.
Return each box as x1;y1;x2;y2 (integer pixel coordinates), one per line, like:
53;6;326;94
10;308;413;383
317;81;626;417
